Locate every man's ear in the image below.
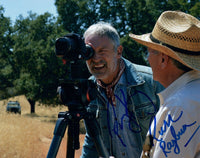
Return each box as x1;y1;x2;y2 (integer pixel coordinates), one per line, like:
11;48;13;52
160;53;170;69
117;45;123;57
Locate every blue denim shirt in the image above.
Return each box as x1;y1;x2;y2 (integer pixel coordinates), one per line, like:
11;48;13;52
81;58;164;158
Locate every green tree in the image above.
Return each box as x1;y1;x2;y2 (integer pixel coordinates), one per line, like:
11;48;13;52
1;0;199;112
12;12;66;113
0;6;16;99
55;0;99;34
55;0;199;65
54;0;152;64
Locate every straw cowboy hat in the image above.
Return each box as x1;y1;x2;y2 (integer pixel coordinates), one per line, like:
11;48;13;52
129;11;200;71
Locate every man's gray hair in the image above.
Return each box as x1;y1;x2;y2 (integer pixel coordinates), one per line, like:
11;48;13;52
84;22;120;51
171;58;192;72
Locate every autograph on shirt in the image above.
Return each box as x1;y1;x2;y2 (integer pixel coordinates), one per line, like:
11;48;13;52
149;111;200;157
107;89;157;147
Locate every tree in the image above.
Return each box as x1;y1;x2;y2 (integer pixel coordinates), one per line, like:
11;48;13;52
1;1;199;112
12;12;66;113
55;0;99;34
55;0;200;65
0;6;16;99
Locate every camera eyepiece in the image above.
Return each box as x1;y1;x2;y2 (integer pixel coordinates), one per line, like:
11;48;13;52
85;44;95;60
55;33;94;61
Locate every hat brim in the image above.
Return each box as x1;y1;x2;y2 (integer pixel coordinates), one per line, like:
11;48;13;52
129;33;200;71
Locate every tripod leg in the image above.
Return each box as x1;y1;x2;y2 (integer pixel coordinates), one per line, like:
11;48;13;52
66;118;80;158
47;117;68;158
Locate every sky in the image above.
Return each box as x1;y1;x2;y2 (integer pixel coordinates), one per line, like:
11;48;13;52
1;0;58;23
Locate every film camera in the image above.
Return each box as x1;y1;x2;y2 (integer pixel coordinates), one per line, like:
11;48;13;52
47;33;109;158
55;33;96;109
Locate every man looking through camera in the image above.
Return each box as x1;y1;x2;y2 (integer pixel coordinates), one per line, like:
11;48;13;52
81;22;164;158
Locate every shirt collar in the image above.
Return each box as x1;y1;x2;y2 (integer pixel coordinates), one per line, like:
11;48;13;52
158;70;200;105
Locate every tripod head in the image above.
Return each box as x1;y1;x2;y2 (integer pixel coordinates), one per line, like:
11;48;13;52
58;78;97;111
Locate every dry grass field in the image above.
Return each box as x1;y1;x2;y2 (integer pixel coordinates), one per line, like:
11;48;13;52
0;95;85;158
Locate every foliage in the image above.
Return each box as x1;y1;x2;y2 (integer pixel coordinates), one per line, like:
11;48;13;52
12;12;67;104
55;0;199;64
0;6;16;98
0;1;199;106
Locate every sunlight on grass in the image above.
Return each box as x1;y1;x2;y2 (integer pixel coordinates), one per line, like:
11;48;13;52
0;113;54;157
0;95;80;158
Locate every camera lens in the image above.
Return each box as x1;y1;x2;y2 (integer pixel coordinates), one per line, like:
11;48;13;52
55;37;72;57
55;33;94;60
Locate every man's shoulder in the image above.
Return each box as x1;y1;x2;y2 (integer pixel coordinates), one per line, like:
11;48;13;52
123;58;164;92
132;63;152;75
123;58;153;77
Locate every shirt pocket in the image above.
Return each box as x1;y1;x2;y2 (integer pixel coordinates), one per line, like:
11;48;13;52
134;102;157;141
135;102;157;120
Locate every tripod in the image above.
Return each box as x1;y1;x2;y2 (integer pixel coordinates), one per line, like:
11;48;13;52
46;108;110;158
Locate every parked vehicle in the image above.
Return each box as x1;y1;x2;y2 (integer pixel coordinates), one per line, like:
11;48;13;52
6;101;21;114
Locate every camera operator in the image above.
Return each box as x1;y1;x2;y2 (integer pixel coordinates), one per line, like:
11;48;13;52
81;22;164;158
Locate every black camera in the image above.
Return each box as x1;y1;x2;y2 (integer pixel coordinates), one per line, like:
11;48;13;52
55;33;97;109
55;33;94;61
47;33;108;158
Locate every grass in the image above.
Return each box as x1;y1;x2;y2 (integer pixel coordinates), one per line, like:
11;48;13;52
0;95;85;158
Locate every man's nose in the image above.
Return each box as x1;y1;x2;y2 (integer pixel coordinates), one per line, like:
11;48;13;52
92;52;101;61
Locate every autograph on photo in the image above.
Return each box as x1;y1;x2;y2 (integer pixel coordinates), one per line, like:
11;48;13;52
106;88;156;147
149;111;200;157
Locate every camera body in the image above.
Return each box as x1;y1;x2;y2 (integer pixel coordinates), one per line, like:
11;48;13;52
55;33;96;110
55;33;94;61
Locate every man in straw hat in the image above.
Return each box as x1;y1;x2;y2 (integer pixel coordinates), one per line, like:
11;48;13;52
129;10;200;158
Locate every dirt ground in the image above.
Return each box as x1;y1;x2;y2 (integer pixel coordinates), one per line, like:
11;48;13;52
42;134;85;158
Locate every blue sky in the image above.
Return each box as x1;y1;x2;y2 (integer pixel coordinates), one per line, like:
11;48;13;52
1;0;58;23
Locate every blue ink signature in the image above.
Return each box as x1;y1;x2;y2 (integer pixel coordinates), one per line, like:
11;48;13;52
107;89;157;147
149;111;199;157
